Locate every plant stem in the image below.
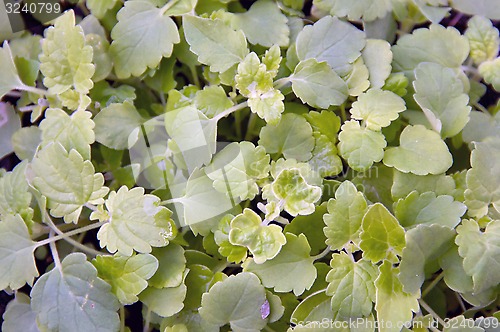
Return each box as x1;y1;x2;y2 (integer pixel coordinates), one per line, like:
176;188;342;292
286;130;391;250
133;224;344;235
312;246;331;261
244;112;257;141
422;271;444;298
18;84;47;96
213;101;249;122
189;65;200;88
36;221;107;248
420;299;446;328
340;103;347;122
274;77;291;90
120;306;126;332
49;230;62;269
143;307;152;332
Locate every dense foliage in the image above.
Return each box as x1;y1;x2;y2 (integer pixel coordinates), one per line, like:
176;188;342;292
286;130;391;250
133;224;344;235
1;0;500;331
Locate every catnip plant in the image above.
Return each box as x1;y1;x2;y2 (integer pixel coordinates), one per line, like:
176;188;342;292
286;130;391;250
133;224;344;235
0;0;500;331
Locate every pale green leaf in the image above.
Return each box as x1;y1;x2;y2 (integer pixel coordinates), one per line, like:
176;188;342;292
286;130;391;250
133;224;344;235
383;125;453;175
31;142;109;223
163;0;198;16
206;142;270;201
360;203;406;263
375;261;420;332
86;0;120;19
194;85;234;118
284;204;328;256
391;170;456;200
398;224;455;294
12;126;41;161
183;15;248;73
392;24;470;74
395;191;467;229
92;253;158;305
295;16;366;77
323;180;368;250
30;253;120;332
0;161;33;221
338;120;387;172
148;244;186;288
110;0;180;78
382;72;408;97
94;101;143;150
140;281;187;317
308;133;343;177
243;233;317;296
0;214;37;290
39;108;95;160
462;111;500;144
456;219;500;293
465;16;500;65
344;57;370;97
439;244;474;294
259;113;315;161
229;208;287;264
464;141;500;218
479;57;500;92
326;252;378;319
451;0;500;20
314;0;392;22
214;214;248;263
413;62;471;138
262;45;282;76
290;58;348;108
93;186;175;256
231;0;289;47
1;293;39;332
235;52;274;98
199;272;268;332
362;39;393;88
0;42;25;99
350;89;406;131
161;309;219;332
0;102;21;159
86;33;113;82
303;110;341;144
39;10;95;94
443;316;485;332
248;89;285;126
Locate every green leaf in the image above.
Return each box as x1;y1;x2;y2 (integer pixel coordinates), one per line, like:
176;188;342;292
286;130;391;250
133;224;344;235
194;85;234;118
259;113;315;161
350;89;406;131
163;0;198;16
375;261;419;332
12;126;41;161
360;203;406;263
383;125;453;175
290;58;348;108
92;253;158;305
0;214;37;290
39;108;95;160
391;170;456;200
206;142;270;201
465;16;500;65
110;0;180;78
86;33;113;82
303;110;341;144
86;0;120;19
161;309;219;332
479;57;500;92
295;16;366;77
413;62;471;138
362;39;393;89
0;102;21;160
199;272;268;331
231;0;289;47
344;57;370;97
139;281;187;317
464;141;500;218
93;186;176;256
326;252;378;319
39;10;95;94
93;101;144;150
243;233;317;296
248;89;285;126
314;0;392;22
0;161;33;222
456;219;500;293
394;191;466;228
214;215;248;263
285;204;328;255
149;244;186;288
324;181;368;250
183;15;248;73
308;133;343;177
235;52;274;98
31;142;109;223
392;24;470;74
451;0;500;20
31;253;120;332
0;42;26;99
439;243;474;294
443;316;485;332
462;111;500;144
398;224;455;294
338;120;387;172
229;209;287;264
1;293;39;332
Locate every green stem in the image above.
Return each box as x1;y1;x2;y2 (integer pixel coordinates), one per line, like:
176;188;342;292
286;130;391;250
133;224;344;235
244;112;257;141
419;299;446;328
213;101;248;122
120;306;126;332
143;307;152;332
274;77;291;90
49;230;62;269
17;84;48;96
159;0;176;15
312;246;331;261
422;271;444;298
264;326;277;332
340;103;347;122
36;221;107;248
189;65;201;88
